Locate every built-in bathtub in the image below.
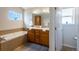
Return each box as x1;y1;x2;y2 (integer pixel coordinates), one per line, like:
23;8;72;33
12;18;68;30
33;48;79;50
0;31;27;51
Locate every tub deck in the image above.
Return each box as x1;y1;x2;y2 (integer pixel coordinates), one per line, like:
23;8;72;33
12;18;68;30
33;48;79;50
0;31;27;51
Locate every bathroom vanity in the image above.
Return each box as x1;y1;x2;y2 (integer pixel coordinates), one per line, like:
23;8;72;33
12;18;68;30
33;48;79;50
27;15;49;47
27;27;49;47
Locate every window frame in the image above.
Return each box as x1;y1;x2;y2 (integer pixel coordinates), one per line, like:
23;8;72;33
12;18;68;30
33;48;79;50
61;8;75;24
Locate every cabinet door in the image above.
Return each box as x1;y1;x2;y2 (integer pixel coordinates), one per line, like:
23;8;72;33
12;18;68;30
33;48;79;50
27;29;35;42
40;30;49;46
35;16;41;25
34;29;40;43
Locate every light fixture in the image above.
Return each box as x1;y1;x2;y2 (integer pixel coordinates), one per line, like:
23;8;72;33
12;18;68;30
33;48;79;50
42;9;49;13
33;9;40;14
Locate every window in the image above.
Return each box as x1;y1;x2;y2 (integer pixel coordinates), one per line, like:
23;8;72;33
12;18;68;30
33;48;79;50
8;10;22;21
62;17;72;24
62;8;75;24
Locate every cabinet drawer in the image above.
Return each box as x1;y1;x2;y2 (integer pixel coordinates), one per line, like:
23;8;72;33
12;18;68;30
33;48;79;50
35;39;40;43
35;33;39;36
35;36;40;39
41;31;49;34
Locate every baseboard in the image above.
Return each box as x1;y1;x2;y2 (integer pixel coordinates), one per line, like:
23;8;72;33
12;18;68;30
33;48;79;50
63;44;76;49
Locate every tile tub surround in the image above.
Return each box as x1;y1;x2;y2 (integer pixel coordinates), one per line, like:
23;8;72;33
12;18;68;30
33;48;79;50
0;31;27;51
0;28;25;35
0;31;27;42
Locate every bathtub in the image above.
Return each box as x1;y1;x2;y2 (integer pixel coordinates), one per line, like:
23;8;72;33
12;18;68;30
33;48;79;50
0;31;27;41
0;31;27;51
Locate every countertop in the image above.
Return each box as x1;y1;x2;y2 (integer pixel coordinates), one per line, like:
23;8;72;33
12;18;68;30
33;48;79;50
28;27;49;31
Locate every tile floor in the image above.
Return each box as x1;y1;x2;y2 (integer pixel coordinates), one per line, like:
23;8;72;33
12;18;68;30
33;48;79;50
15;43;76;51
61;46;76;51
15;43;49;51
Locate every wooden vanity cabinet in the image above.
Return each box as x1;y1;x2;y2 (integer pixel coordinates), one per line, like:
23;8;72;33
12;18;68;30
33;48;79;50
27;29;35;42
27;29;49;46
40;30;49;46
34;29;41;43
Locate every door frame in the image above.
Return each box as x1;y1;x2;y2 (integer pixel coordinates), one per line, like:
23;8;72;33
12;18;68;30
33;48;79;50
49;7;63;51
49;7;56;51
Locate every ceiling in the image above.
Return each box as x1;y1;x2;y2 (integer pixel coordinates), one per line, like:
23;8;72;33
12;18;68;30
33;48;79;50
22;7;50;14
22;7;49;10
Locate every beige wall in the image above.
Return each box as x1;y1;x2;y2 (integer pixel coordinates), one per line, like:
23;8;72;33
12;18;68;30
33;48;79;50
0;7;24;30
